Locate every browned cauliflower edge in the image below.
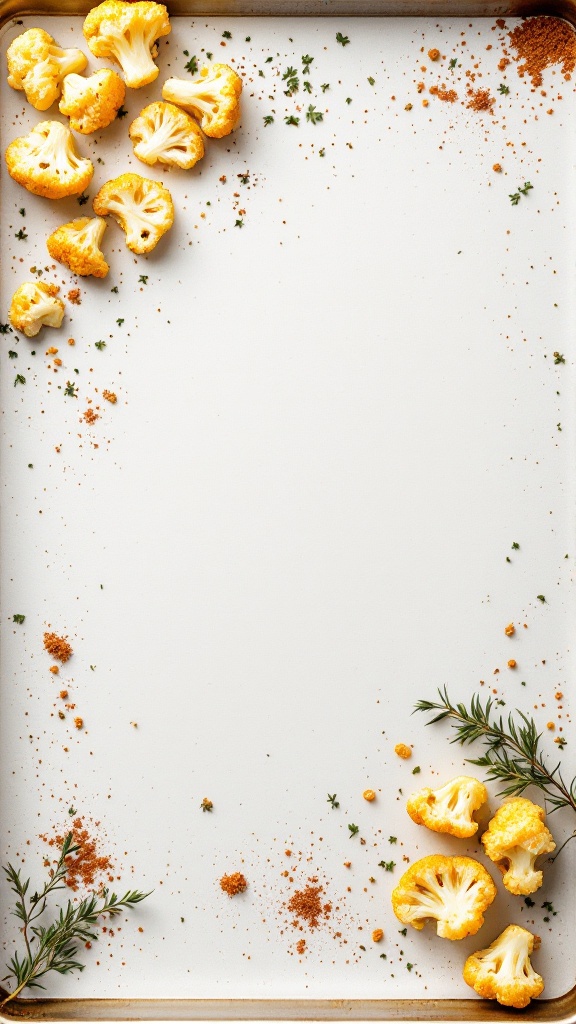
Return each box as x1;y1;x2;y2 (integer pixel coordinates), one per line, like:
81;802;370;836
83;0;170;89
46;218;109;278
128;101;204;168
59;69;126;134
481;797;555;895
391;854;497;940
9;282;64;337
406;775;488;838
5;121;93;199
93;172;174;254
162;63;242;138
463;924;544;1008
7;27;87;111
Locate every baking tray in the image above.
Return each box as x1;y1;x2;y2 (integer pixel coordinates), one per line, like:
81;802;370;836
1;1;576;1020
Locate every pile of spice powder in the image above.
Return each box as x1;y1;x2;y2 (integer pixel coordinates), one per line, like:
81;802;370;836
43;632;73;663
220;872;248;896
43;818;113;892
287;878;332;930
466;87;495;112
508;16;576;87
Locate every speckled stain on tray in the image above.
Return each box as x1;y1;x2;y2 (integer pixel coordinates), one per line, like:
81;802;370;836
0;0;575;1020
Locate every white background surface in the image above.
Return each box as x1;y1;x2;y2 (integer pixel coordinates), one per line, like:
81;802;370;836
0;12;575;1006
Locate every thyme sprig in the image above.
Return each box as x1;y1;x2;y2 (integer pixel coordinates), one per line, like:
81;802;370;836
414;687;576;815
2;833;150;1004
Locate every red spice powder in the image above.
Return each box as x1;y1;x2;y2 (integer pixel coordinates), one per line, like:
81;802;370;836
509;16;576;87
437;87;458;102
220;872;247;896
42;817;113;892
287;879;332;930
43;632;73;663
467;87;495;112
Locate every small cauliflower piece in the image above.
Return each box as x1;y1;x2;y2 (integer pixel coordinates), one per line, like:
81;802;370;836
59;69;126;134
83;0;170;89
9;282;64;337
47;218;109;278
129;101;204;169
162;63;242;138
407;775;488;838
93;172;173;254
7;27;87;111
463;924;544;1008
391;854;496;940
5;121;93;199
481;797;555;895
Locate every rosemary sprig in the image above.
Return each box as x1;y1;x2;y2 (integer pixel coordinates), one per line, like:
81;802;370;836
414;687;576;815
2;833;150;1004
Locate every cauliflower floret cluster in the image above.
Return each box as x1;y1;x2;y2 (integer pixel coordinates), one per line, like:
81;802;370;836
162;63;242;138
463;925;544;1008
391;855;497;940
129;101;204;168
47;218;109;278
83;0;170;89
481;797;555;895
5;120;93;199
9;282;65;337
93;173;174;254
7;27;87;110
406;775;488;838
59;69;126;133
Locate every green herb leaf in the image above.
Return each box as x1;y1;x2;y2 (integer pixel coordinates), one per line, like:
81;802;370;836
222;30;232;38
498;83;510;94
263;115;274;125
367;76;375;85
12;614;25;624
306;104;323;124
321;83;330;92
14;374;25;387
348;823;359;837
537;594;546;603
327;793;339;808
284;115;300;126
8;351;17;359
64;381;77;398
184;55;198;74
95;341;106;351
336;32;350;46
15;228;27;240
378;860;396;871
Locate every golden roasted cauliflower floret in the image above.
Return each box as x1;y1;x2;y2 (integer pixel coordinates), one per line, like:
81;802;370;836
93;172;173;254
481;797;555;895
83;0;170;89
6;27;87;111
9;281;64;337
406;775;488;838
391;854;496;940
128;101;204;169
46;217;109;278
162;63;242;138
59;69;126;134
5;121;93;199
463;924;544;1008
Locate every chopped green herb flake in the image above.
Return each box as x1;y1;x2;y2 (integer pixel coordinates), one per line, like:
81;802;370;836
263;115;274;125
336;32;350;46
327;793;339;808
498;83;510;94
8;351;18;359
348;823;359;837
306;104;323;123
284;115;300;125
184;55;198;74
13;614;25;624
14;374;25;386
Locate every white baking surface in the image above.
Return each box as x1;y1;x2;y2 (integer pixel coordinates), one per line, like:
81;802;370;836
0;12;575;1006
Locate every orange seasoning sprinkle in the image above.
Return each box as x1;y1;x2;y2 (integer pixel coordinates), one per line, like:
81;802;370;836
83;408;100;425
493;163;502;172
44;817;113;892
436;86;458;102
220;872;247;896
102;390;117;404
67;289;81;305
467;87;495;112
508;16;576;87
505;622;516;636
428;48;440;61
372;928;384;942
296;938;306;954
43;632;73;663
287;881;331;930
74;716;84;729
